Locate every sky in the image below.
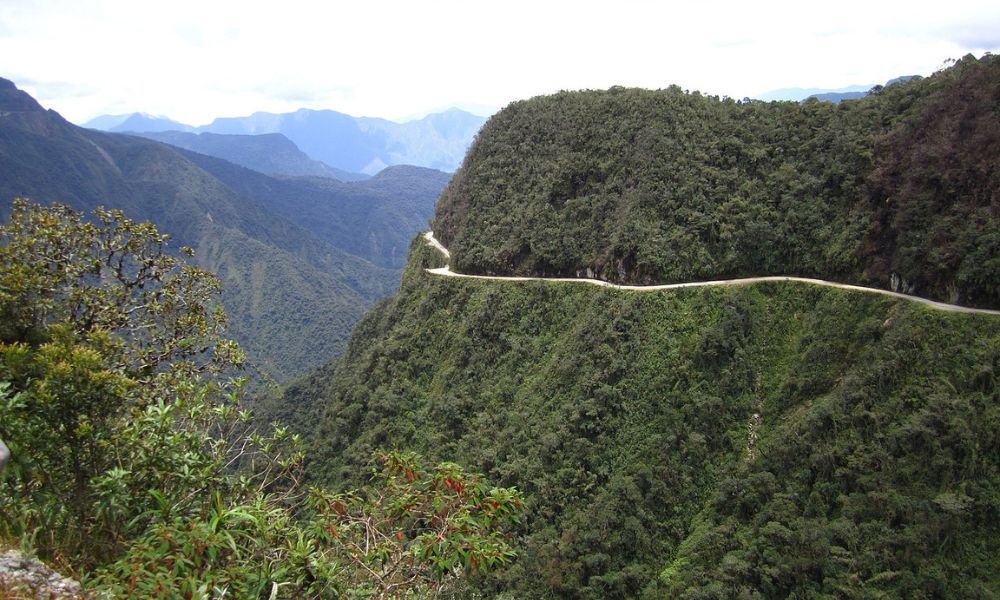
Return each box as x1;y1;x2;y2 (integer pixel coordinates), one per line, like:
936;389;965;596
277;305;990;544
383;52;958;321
1;0;998;126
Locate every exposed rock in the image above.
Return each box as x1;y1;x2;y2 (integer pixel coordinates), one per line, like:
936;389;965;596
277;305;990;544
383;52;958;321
0;550;88;599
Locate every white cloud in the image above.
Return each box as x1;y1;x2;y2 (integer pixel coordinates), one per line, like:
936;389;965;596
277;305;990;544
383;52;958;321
1;0;997;125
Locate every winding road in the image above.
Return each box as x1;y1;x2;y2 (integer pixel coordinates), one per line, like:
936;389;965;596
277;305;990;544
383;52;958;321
423;232;1000;316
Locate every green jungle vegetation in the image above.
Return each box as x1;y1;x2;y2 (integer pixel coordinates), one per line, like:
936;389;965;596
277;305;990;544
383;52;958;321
0;78;448;380
0;201;522;598
434;54;1000;309
3;54;1000;598
284;56;1000;597
299;237;1000;598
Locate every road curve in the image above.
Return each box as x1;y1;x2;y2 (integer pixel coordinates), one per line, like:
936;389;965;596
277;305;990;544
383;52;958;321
422;232;1000;316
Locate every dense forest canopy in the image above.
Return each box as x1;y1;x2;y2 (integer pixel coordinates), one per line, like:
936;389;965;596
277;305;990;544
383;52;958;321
435;54;1000;309
300;237;1000;598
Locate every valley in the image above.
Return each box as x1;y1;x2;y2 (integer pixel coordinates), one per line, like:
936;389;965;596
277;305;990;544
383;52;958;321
0;78;451;380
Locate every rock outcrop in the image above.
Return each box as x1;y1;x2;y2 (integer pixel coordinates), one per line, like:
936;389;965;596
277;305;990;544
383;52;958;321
0;550;86;599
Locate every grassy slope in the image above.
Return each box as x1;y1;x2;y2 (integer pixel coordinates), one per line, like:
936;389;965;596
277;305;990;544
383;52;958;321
304;239;1000;598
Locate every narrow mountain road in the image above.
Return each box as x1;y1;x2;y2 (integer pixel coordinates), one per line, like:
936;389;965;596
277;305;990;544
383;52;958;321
422;232;1000;316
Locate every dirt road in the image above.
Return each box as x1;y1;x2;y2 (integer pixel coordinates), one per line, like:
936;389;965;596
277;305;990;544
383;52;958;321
422;232;1000;316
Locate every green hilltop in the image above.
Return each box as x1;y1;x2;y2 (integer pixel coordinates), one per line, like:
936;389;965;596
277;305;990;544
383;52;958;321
435;54;1000;310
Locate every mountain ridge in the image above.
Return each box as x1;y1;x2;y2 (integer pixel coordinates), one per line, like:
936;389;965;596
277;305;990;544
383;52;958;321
84;105;487;174
0;78;445;380
125;130;366;180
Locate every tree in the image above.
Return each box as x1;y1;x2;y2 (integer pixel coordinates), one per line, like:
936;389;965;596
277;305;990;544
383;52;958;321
0;198;287;567
0;197;241;372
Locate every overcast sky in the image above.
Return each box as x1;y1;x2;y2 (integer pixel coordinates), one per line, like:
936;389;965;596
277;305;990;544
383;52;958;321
1;0;998;126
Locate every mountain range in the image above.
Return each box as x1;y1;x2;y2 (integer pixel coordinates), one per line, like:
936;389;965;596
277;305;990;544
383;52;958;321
84;106;487;175
756;75;918;103
0;78;448;380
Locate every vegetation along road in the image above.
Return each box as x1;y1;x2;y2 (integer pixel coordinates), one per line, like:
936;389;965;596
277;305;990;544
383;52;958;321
423;232;1000;316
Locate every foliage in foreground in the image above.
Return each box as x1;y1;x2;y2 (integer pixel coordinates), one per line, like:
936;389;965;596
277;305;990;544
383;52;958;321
0;200;521;598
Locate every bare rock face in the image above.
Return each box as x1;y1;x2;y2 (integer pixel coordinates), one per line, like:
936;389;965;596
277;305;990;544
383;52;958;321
0;550;87;599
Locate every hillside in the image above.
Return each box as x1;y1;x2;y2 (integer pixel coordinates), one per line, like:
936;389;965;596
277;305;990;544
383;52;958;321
128;130;366;180
295;237;1000;598
434;54;1000;309
0;78;403;380
178;151;450;269
281;56;1000;598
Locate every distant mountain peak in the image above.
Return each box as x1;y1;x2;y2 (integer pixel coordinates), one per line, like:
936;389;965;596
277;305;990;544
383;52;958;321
83;112;193;133
83;103;486;173
755;75;922;104
0;78;45;112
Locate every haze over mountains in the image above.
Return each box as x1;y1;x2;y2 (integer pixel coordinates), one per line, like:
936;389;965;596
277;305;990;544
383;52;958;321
130;130;366;181
0;77;448;380
755;75;918;103
85;106;487;175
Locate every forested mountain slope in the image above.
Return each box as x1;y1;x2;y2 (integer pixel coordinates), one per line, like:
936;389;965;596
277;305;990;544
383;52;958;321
0;78;399;379
291;56;1000;598
301;239;1000;598
129;130;365;180
435;54;1000;309
178;151;450;269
